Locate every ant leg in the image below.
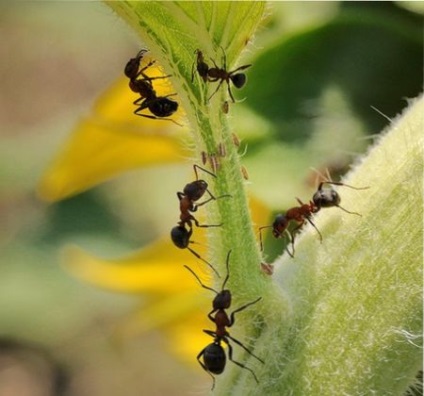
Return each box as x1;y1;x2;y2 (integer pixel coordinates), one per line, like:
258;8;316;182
134;60;156;77
286;230;295;258
184;265;219;293
225;340;260;383
226;81;236;103
226;334;264;364
229;297;262;326
197;190;232;208
203;329;217;339
133;111;182;127
186;247;220;277
193;164;217;180
304;217;323;243
258;225;272;251
196;348;217;390
318;181;370;191
208;80;225;102
192;216;222;228
336;205;362;216
229;64;252;73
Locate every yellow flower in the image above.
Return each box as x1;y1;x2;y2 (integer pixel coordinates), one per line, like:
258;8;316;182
38;57;270;363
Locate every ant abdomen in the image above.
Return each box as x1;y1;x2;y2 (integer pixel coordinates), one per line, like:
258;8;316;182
231;73;247;88
170;225;190;249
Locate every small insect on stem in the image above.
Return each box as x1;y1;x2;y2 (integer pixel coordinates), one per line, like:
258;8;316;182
185;250;263;390
193;47;252;104
259;181;369;257
171;165;231;276
124;50;181;125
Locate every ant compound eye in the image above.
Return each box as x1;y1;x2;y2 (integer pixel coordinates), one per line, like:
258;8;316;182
231;73;247;88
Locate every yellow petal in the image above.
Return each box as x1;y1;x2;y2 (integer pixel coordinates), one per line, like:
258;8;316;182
38;59;189;202
62;237;214;294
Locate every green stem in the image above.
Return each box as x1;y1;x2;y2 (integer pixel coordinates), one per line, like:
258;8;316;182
106;2;422;394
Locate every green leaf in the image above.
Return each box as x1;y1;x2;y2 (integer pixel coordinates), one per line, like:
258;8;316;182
244;2;423;143
219;95;423;395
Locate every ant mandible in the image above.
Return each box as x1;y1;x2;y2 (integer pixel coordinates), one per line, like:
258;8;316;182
124;50;180;124
193;48;252;102
259;181;369;257
184;250;264;390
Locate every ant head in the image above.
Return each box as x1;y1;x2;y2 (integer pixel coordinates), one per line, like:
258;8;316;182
230;73;247;89
272;214;288;237
149;97;179;117
170;225;191;248
212;289;232;310
124;49;148;79
313;188;341;209
183;180;208;201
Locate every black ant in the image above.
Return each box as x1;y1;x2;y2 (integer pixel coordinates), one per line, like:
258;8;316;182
171;165;230;276
193;48;251;102
259;181;368;257
184;250;263;390
124;51;180;124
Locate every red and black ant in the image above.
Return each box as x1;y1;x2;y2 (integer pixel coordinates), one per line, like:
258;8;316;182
259;181;368;257
184;250;263;390
177;164;231;230
171;165;231;276
193;48;252;102
124;50;180;124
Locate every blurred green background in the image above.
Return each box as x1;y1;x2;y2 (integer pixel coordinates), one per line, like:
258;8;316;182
0;2;422;395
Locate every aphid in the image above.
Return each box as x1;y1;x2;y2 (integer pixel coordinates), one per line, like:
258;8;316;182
217;142;226;158
185;250;264;389
259;181;368;257
241;165;249;180
231;132;241;148
222;100;230;114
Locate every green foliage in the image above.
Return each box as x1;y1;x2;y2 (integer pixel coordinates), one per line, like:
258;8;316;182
106;2;423;395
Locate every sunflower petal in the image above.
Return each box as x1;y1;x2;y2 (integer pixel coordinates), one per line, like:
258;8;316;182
62;237;213;294
38;60;189;202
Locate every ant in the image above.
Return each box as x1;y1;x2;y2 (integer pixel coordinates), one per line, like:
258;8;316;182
124;51;180;124
171;165;230;276
259;181;368;257
184;250;264;390
177;164;230;229
193;48;252;102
